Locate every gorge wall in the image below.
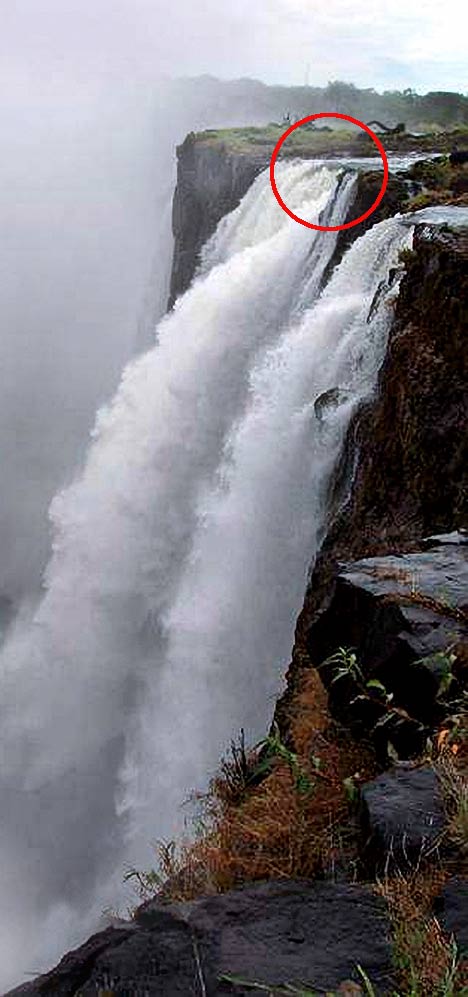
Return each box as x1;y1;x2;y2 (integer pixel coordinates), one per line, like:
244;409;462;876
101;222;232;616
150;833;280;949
289;222;468;642
168;136;265;304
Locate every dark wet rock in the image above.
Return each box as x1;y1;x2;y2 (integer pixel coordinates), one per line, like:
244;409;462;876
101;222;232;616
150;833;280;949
169;136;264;305
5;880;395;996
314;387;350;422
325;171;408;279
433;877;468;953
361;766;446;868
304;542;467;756
5;926;136;996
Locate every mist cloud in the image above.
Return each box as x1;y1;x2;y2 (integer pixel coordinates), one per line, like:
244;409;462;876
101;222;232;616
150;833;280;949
1;0;466;93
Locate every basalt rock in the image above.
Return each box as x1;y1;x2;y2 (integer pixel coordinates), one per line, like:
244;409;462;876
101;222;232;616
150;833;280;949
361;766;446;870
168;135;265;306
5;881;395;996
278;222;468;742
433;878;468;953
304;538;468;757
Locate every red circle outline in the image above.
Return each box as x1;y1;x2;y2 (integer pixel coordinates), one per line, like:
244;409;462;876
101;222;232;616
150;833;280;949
269;112;389;232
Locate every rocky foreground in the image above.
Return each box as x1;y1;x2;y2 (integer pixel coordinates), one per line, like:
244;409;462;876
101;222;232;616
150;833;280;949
6;533;468;995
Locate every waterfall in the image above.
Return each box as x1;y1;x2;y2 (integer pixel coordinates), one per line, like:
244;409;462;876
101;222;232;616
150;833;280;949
0;162;412;987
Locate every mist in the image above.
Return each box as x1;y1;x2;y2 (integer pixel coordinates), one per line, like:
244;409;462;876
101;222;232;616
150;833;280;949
0;72;276;608
0;7;307;986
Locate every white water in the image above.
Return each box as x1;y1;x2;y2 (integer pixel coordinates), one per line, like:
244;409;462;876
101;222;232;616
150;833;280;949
0;162;412;988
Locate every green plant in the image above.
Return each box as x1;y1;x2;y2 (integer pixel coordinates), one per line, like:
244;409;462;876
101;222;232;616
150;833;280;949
412;649;457;702
381;870;468;996
322;647;365;686
355;966;377;995
254;724;315;797
343;774;360;805
322;647;424;754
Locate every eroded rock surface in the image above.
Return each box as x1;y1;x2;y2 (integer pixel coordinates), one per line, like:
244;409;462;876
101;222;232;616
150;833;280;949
433;878;468;954
304;537;468;758
361;766;446;869
169;136;264;305
5;881;394;996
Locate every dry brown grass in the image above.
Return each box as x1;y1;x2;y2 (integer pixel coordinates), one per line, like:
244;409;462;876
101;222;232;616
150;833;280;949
129;665;468;996
436;748;468;858
379;868;467;996
133;668;376;904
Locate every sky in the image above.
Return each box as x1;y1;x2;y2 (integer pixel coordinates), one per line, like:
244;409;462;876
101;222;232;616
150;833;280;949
1;0;467;95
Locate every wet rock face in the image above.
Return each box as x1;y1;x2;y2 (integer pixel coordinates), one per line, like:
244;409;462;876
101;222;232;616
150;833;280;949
433;878;468;954
305;536;468;758
324;171;408;279
361;766;446;870
286;222;468;683
348;223;468;543
168;136;264;306
5;881;394;996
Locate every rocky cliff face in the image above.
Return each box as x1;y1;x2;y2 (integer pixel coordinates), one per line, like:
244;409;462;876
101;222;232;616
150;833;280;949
274;221;468;787
293;223;468;629
169;136;266;305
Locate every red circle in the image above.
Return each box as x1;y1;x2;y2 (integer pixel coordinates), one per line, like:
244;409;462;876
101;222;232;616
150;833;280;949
269;112;389;232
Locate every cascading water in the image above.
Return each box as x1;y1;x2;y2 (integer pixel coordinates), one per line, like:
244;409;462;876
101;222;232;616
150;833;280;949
0;161;412;988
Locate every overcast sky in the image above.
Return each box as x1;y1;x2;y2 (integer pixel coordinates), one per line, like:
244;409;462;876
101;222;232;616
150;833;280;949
1;0;467;97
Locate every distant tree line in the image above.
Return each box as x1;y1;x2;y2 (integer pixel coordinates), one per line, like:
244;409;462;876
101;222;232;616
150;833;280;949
168;76;468;133
291;81;468;129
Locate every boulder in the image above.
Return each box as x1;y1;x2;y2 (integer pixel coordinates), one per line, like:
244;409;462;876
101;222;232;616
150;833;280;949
4;926;136;996
361;766;446;869
433;877;468;954
5;880;395;996
308;539;468;756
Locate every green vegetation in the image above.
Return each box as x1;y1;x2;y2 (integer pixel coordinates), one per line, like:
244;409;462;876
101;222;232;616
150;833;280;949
194;123;363;157
322;646;426;755
402;158;468;212
189;123;468;162
253;724;318;797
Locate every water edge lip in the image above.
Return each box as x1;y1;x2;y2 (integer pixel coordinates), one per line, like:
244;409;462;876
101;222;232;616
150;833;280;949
269;112;389;232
